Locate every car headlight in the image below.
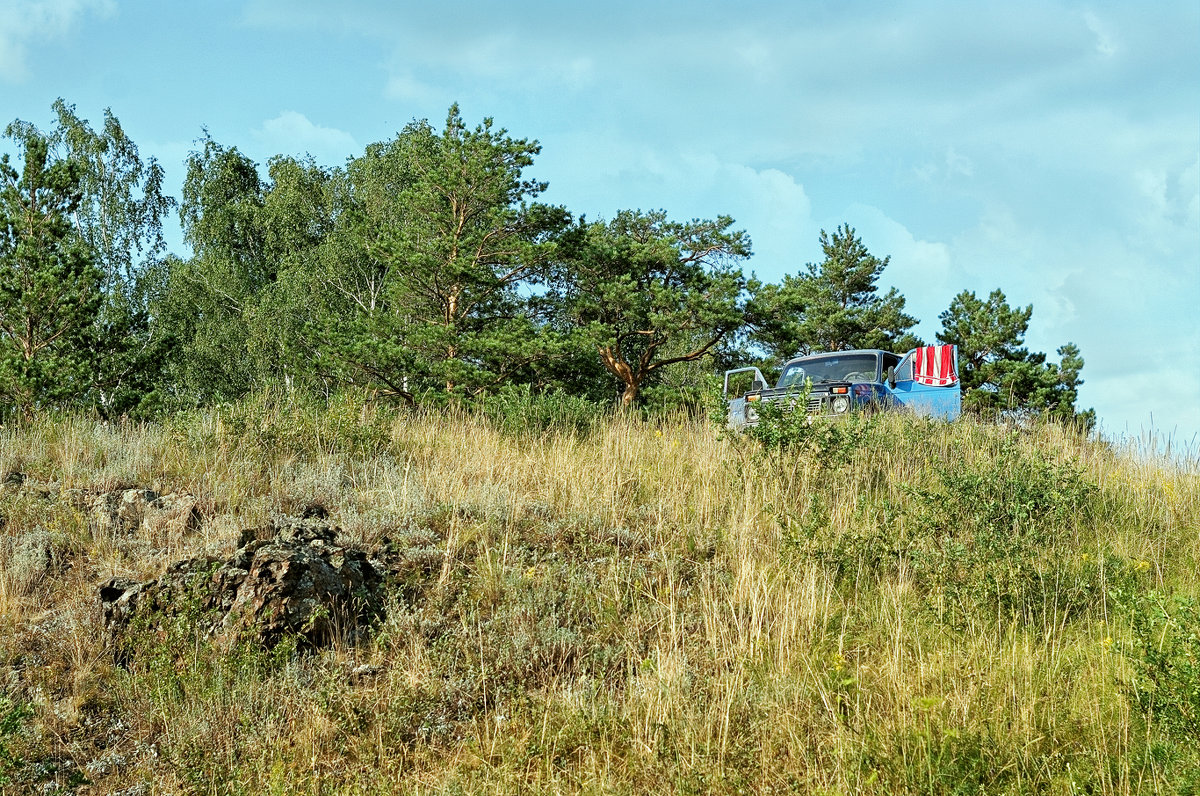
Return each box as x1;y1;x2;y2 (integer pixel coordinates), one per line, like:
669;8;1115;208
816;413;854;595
744;404;759;423
831;396;850;414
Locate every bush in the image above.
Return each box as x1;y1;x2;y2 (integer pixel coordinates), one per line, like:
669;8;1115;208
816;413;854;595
1123;591;1200;740
1118;591;1200;793
903;440;1101;627
0;697;31;785
170;387;397;459
476;384;610;438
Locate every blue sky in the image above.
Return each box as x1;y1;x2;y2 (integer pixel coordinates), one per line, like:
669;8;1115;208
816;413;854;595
3;0;1198;448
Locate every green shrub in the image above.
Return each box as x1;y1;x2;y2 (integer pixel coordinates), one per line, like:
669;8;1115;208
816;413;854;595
898;440;1103;627
170;387;396;459
741;383;812;451
476;384;610;438
0;697;31;785
1117;591;1200;793
1123;591;1200;739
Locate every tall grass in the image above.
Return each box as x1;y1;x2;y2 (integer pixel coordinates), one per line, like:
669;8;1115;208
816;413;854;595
0;395;1195;793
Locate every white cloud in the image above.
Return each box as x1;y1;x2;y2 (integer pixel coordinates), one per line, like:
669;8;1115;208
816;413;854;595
383;71;439;103
945;148;974;178
837;204;956;336
0;0;113;82
251;111;358;163
537;136;815;278
1083;11;1118;57
1184;157;1200;229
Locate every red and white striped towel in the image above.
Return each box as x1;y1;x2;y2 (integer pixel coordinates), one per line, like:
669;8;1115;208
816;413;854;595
913;345;958;386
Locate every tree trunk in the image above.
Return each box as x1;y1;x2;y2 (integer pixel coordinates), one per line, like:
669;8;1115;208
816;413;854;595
619;382;639;409
598;345;642;409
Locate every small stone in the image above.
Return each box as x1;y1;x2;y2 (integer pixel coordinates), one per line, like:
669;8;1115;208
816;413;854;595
350;663;382;680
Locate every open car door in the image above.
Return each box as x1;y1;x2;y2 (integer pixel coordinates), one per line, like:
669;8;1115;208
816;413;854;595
887;345;961;420
723;366;768;429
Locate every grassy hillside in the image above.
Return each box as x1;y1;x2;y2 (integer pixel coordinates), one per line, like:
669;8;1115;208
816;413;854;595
0;396;1196;794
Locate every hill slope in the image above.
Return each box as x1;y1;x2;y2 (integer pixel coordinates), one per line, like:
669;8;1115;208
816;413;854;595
1;400;1196;793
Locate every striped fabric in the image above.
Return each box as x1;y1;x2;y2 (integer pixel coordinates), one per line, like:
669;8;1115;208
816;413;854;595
912;345;958;387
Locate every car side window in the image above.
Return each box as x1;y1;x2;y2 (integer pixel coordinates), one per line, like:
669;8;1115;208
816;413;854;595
891;354;912;382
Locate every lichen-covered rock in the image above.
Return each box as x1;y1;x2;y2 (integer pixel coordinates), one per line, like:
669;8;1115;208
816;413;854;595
2;526;59;594
141;492;202;541
100;516;387;651
74;488;201;540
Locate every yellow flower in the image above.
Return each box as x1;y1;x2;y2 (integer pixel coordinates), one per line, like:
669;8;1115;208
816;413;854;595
1134;559;1151;572
1102;636;1114;650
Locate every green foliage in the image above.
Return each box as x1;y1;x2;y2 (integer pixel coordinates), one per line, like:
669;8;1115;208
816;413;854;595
1122;591;1200;741
294;105;571;403
741;383;876;465
775;425;1124;631
557;209;750;407
0;124;103;416
741;383;813;451
167;136;284;402
938;288;1094;428
120;601;301;794
0;697;31;785
866;723;1016;796
166;140;333;401
41;99;176;417
1117;591;1200;793
475;384;610;437
748;224;920;360
904;440;1103;626
170;387;397;459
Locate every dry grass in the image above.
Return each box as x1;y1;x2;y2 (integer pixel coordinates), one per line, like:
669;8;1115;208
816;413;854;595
0;398;1196;794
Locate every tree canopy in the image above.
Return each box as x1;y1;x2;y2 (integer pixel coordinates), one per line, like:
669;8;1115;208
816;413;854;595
557;210;751;407
0;99;1094;428
288;105;571;403
748;224;920;360
938;289;1093;428
0;125;102;416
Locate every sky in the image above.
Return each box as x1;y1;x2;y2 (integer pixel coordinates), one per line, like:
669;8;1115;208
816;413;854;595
2;0;1198;450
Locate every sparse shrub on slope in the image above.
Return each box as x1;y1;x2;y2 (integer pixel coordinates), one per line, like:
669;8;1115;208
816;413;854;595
170;387;397;460
768;417;1128;630
1120;591;1200;792
476;384;611;438
903;438;1105;628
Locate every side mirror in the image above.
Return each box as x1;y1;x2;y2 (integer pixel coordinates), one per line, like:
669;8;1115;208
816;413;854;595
886;366;897;389
749;379;765;392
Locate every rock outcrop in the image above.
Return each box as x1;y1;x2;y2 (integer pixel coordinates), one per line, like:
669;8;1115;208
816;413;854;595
1;474;202;542
76;487;201;541
100;515;388;651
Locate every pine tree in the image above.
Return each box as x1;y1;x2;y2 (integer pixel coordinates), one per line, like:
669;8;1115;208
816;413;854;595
0;129;102;416
557;210;750;407
938;289;1093;428
749;224;920;359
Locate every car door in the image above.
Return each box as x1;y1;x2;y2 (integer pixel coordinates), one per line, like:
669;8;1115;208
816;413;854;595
723;366;768;428
886;345;961;420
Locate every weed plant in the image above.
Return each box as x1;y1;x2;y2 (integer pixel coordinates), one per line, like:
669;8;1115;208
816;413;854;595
0;392;1196;793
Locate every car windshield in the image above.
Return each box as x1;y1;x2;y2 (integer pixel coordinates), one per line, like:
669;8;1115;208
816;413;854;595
778;353;879;387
